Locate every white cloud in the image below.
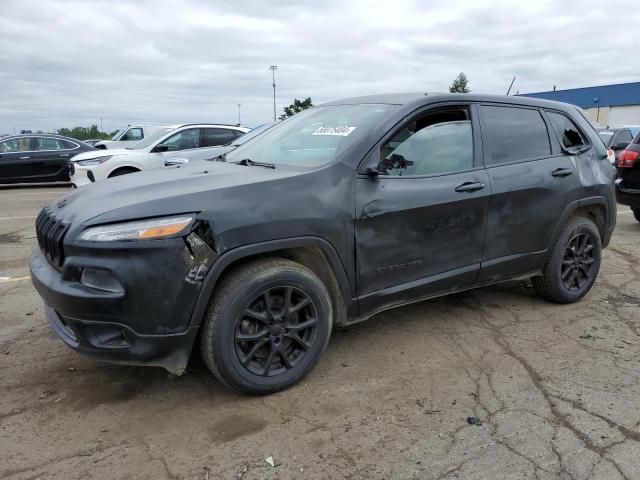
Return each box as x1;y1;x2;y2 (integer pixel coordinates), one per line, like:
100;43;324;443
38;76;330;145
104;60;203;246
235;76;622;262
0;0;638;133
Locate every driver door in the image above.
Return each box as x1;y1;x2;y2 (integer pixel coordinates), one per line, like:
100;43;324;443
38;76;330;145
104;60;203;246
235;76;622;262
355;104;490;312
148;128;202;169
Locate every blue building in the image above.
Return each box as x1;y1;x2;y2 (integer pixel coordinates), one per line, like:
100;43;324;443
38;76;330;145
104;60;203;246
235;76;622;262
521;81;640;127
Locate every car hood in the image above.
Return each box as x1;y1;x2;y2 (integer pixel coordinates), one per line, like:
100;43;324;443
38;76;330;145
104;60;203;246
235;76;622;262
71;148;136;161
50;160;304;227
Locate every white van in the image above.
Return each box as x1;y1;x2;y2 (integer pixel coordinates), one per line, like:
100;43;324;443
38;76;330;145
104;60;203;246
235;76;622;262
94;125;172;149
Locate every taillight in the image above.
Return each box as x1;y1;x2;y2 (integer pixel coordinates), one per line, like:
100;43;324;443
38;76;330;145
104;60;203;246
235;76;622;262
607;148;615;164
618;149;639;168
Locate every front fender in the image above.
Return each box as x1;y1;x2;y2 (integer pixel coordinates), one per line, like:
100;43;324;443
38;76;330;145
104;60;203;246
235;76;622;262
188;236;355;329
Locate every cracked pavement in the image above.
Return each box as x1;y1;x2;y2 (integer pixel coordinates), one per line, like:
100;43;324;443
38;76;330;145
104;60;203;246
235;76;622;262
1;186;639;479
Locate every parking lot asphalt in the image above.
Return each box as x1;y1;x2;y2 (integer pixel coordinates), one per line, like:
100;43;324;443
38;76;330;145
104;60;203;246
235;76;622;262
1;186;639;480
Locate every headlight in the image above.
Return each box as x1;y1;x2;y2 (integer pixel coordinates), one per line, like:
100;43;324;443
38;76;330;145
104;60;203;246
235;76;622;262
78;215;194;242
76;155;113;166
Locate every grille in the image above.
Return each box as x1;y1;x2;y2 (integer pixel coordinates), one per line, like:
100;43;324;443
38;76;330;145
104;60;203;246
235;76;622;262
36;208;69;268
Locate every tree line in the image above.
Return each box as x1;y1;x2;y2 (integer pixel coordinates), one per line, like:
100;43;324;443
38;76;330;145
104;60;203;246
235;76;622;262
56;124;117;140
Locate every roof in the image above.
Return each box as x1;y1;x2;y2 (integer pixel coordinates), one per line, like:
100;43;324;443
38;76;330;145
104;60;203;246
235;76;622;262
0;133;87;142
321;92;578;111
520;82;640;108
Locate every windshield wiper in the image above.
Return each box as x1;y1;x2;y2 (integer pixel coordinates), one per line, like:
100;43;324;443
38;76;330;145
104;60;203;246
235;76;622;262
207;152;227;162
232;158;275;169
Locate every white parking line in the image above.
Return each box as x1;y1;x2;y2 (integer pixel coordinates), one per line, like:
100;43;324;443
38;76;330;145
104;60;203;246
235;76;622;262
0;275;31;283
0;189;68;195
619;210;634;215
0;215;37;221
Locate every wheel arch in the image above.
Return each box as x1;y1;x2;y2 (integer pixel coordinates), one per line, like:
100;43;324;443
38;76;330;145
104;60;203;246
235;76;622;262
190;237;355;329
550;197;610;249
107;165;141;178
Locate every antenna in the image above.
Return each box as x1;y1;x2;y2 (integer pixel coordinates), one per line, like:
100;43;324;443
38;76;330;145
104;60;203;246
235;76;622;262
506;76;516;96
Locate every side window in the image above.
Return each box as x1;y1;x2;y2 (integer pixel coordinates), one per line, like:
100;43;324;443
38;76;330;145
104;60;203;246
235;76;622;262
482;106;551;165
546;111;586;150
120;128;143;141
202;128;237;147
35;137;65;150
381;107;473;176
61;139;78;149
160;128;201;151
0;137;32;153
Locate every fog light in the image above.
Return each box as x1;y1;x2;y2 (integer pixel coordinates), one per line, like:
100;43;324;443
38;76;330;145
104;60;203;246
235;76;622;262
80;268;124;293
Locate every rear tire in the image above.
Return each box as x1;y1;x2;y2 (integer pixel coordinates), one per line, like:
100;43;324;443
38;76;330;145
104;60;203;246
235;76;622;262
632;208;640;222
533;217;602;304
200;258;333;395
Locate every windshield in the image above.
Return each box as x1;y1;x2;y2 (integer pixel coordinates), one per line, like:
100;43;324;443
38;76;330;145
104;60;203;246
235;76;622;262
225;104;397;167
111;129;122;140
598;130;614;147
130;127;175;149
233;123;274;146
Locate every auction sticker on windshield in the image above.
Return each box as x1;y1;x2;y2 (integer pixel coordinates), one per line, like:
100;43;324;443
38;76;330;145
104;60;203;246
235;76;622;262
312;126;356;136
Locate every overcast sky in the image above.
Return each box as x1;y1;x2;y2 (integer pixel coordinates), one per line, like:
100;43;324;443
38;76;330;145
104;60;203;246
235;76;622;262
1;0;638;134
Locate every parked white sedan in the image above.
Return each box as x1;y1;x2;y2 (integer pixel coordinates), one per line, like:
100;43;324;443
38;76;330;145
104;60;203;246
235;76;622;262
69;124;248;187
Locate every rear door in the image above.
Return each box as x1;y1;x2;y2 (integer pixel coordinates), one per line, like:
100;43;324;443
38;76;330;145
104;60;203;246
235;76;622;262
477;104;581;282
31;137;78;181
0;136;35;183
355;104;491;311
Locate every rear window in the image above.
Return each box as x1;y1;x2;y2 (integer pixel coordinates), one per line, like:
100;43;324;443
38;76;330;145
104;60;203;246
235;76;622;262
546;111;586;149
482;106;551;165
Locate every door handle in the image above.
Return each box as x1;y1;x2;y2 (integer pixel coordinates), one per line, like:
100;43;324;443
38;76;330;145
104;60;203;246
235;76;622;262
20;156;30;160
455;182;485;193
59;153;69;157
551;168;573;177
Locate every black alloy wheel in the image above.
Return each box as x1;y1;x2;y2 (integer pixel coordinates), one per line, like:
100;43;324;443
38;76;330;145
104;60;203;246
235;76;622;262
533;217;602;304
200;258;333;395
560;233;596;291
235;286;318;377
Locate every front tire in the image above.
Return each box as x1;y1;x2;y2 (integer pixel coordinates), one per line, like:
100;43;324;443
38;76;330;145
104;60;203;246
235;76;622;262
533;217;602;303
632;208;640;222
200;258;333;395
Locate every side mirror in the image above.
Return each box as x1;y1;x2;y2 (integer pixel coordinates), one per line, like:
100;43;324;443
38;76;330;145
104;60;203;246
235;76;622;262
368;154;415;176
612;141;629;151
154;144;171;153
164;158;189;167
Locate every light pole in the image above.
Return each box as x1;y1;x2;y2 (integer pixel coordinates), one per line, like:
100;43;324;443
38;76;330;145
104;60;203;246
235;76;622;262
100;117;103;131
269;65;278;122
237;104;241;125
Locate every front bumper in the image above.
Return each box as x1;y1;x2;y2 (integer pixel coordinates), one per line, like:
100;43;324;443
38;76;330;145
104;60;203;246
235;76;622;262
615;178;640;208
30;234;215;374
69;163;94;187
44;304;199;374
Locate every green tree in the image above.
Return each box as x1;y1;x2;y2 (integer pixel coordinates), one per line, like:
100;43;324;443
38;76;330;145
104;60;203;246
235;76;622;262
449;72;470;93
279;97;313;120
56;124;112;140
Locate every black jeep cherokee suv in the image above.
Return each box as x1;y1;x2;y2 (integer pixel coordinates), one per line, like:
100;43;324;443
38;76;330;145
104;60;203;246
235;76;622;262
30;93;616;394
